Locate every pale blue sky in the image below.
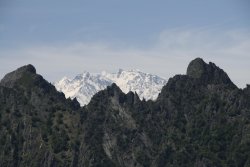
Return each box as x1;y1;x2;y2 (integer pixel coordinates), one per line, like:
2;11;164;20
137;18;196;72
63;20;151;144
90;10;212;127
0;0;250;87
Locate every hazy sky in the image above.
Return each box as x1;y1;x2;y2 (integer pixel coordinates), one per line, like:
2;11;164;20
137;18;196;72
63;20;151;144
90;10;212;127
0;0;250;87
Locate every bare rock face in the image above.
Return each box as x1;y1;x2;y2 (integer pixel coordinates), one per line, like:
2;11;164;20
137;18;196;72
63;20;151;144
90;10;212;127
0;59;249;167
187;57;235;86
187;58;206;78
0;64;37;88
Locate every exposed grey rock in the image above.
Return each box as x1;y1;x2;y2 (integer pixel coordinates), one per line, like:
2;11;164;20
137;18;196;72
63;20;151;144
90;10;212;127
187;57;235;86
187;57;206;78
0;59;249;167
0;64;36;88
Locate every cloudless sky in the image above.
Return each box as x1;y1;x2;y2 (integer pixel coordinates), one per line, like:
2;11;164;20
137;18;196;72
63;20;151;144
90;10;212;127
0;0;250;87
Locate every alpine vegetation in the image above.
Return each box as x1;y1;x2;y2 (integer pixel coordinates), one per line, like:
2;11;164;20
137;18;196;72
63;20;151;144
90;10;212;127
0;58;249;167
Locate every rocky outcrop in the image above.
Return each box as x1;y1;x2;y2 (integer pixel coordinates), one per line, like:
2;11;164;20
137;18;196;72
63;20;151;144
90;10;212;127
0;64;36;87
187;57;235;86
0;58;249;167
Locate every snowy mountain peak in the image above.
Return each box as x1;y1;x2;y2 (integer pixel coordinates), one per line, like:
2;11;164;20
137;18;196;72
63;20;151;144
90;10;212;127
54;69;167;106
73;72;91;81
59;77;70;83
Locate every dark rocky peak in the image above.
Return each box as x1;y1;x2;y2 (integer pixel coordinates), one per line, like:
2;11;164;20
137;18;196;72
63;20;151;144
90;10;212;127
88;83;133;107
69;97;81;109
187;58;206;78
0;64;81;109
0;64;37;88
243;84;250;96
187;58;235;86
107;83;123;95
110;82;120;89
158;58;237;100
89;83;124;104
0;64;58;95
125;91;140;105
19;64;36;73
106;83;143;105
106;84;144;105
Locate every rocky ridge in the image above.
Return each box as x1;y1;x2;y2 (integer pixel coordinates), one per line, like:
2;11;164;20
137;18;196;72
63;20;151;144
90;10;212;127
0;58;249;167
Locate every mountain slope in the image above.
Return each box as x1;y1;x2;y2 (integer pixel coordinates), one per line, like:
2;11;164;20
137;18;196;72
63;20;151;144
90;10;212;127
0;58;249;167
0;65;82;166
54;69;166;106
83;58;250;167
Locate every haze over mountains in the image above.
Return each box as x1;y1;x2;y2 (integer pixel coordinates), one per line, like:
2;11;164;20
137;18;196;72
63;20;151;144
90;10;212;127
54;69;167;106
0;58;249;167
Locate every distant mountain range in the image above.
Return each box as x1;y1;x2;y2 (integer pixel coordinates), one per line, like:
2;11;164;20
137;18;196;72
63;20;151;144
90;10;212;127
54;69;166;106
0;58;249;167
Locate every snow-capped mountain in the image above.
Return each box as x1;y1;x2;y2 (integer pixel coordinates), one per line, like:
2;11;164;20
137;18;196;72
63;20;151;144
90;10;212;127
54;69;167;106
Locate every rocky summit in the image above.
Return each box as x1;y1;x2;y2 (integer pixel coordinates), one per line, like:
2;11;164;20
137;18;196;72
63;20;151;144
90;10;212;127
0;64;37;88
0;58;249;167
186;58;235;86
